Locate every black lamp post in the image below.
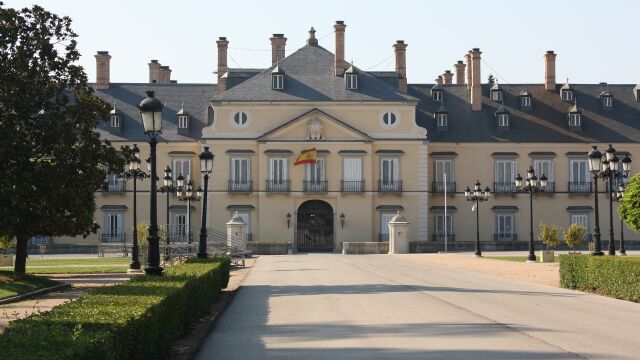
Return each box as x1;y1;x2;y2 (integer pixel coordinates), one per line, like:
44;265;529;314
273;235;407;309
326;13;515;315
198;146;214;258
123;144;148;271
515;166;548;262
139;90;163;275
159;166;178;244
286;212;292;229
613;184;628;256
464;180;491;257
340;213;346;228
177;180;201;244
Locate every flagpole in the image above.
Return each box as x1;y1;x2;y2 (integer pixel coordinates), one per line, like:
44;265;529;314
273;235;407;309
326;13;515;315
444;172;448;253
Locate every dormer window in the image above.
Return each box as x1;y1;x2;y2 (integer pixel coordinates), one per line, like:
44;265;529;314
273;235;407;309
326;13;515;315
431;83;443;101
110;114;120;128
568;104;582;129
495;105;510;129
178;115;189;129
345;65;358;90
634;85;640;102
490;82;502;102
434;104;448;130
519;91;532;109
600;91;613;109
271;65;284;90
560;80;573;101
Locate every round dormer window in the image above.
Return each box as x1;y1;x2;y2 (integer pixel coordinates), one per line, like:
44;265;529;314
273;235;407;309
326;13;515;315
230;111;251;129
379;111;400;129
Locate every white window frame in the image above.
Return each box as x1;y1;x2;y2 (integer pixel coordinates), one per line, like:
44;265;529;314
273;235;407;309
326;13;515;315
231;111;250;129
491;90;502;102
436;113;448;127
380;212;396;237
342;157;362;182
521;96;531;107
533;159;553;183
496;213;515;238
435;213;453;236
172;158;191;184
272;74;284;89
562;90;573;101
306;157;326;182
178;115;189;129
434;159;454;183
346;74;358;89
497;113;509;127
104;212;123;235
268;157;288;183
432;90;442;101
569;159;589;184
495;160;516;191
380;157;400;184
379;111;400;129
569;113;581;127
110;115;120;128
230;157;251;187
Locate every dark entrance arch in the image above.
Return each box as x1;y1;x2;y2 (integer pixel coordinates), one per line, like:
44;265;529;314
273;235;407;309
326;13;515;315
296;200;334;252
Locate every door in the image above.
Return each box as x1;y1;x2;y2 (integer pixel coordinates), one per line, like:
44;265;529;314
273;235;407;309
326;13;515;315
495;160;516;192
571;214;590;243
380;158;400;191
343;157;363;192
533;160;553;191
231;158;250;191
104;213;123;243
435;214;453;241
496;213;515;240
296;200;334;252
173;159;191;183
379;212;396;241
434;160;454;192
171;212;187;243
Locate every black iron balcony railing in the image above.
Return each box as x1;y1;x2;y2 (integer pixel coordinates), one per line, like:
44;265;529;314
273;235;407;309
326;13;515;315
106;178;126;192
228;180;252;193
605;178;629;192
266;180;290;193
494;233;517;241
378;180;402;193
568;181;592;193
494;182;516;194
542;181;555;193
432;233;455;242
101;233;127;243
304;180;328;193
378;233;389;242
432;181;456;193
341;180;365;193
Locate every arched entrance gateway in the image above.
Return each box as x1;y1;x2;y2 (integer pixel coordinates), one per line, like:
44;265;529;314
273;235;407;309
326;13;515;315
296;200;334;252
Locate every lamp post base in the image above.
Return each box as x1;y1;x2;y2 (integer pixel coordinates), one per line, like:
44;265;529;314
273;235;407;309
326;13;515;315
144;265;164;276
474;254;483;258
591;251;604;256
129;260;141;270
197;252;208;259
127;268;145;275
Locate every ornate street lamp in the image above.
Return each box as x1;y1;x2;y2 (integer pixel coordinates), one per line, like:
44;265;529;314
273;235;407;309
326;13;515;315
139;90;163;275
177;180;201;244
595;145;632;255
198;146;214;258
340;213;346;228
464;180;491;257
515;166;547;262
158;166;178;243
613;184;627;255
123;144;148;272
588;146;604;256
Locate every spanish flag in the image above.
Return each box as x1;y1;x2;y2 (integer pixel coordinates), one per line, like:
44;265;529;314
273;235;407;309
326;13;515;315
294;147;317;166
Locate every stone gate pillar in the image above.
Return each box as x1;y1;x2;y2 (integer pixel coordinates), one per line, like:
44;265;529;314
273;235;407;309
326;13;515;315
226;211;248;248
388;211;410;254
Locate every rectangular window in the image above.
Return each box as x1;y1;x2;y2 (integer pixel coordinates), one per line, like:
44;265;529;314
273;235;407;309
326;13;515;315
343;157;362;181
269;157;287;183
230;157;250;191
603;97;613;107
569;160;588;183
491;91;502;102
521;96;531;107
272;74;284;89
436;113;448;127
106;173;125;191
432;91;442;101
435;214;453;241
571;214;590;242
110;115;120;128
497;114;509;127
173;159;191;183
562;90;573;101
169;211;187;243
178;115;188;128
496;213;515;240
306;158;326;181
533;159;553;191
569;114;581;127
434;159;454;193
495;160;516;192
103;212;123;243
346;74;358;89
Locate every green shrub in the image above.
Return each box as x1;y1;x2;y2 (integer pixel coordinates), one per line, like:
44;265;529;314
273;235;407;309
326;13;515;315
0;256;230;360
563;224;586;252
539;223;560;250
560;254;640;302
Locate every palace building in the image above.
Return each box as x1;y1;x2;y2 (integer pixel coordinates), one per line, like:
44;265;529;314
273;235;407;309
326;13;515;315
49;21;639;252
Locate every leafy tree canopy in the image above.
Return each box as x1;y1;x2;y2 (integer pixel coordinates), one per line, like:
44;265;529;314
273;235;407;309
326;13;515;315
619;174;640;233
0;3;128;272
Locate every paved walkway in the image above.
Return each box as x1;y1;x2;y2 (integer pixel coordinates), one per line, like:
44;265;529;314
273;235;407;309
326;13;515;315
197;254;640;360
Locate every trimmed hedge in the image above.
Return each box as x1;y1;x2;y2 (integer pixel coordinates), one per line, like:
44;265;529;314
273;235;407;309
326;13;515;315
560;254;640;302
0;257;230;360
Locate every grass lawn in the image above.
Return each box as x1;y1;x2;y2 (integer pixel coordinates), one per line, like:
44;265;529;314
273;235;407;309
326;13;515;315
0;270;60;300
486;254;640;263
0;257;130;274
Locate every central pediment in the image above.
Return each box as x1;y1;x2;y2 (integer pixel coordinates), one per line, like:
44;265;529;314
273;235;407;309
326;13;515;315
257;108;373;142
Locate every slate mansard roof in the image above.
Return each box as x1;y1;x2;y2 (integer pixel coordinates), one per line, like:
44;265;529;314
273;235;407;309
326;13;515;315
411;83;640;143
94;83;216;142
212;44;417;102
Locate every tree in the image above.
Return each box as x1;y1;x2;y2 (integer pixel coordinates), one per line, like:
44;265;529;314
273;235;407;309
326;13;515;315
0;3;127;273
487;74;496;86
619;173;640;233
539;223;560;250
563;224;586;252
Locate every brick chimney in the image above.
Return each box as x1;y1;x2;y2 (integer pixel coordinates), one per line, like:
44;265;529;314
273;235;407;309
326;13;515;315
435;76;443;85
334;21;346;76
159;66;171;84
442;70;453;84
95;51;111;89
544;50;557;92
270;34;287;65
470;48;482;111
148;60;161;84
454;61;466;85
216;37;229;94
464;52;472;88
393;40;408;93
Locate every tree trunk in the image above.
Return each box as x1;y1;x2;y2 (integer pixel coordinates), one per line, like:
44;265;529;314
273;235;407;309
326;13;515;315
14;234;28;274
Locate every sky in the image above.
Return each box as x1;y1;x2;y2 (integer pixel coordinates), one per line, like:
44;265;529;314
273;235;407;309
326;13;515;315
5;0;640;85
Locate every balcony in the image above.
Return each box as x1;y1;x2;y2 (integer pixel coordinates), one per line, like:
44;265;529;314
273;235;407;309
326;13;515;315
101;233;127;243
605;178;628;192
341;180;364;193
228;180;252;193
105;178;126;192
542;181;555;193
494;233;517;241
568;182;592;193
304;180;328;193
432;234;455;242
378;233;389;242
432;181;456;194
378;180;402;193
494;182;516;194
266;180;290;193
